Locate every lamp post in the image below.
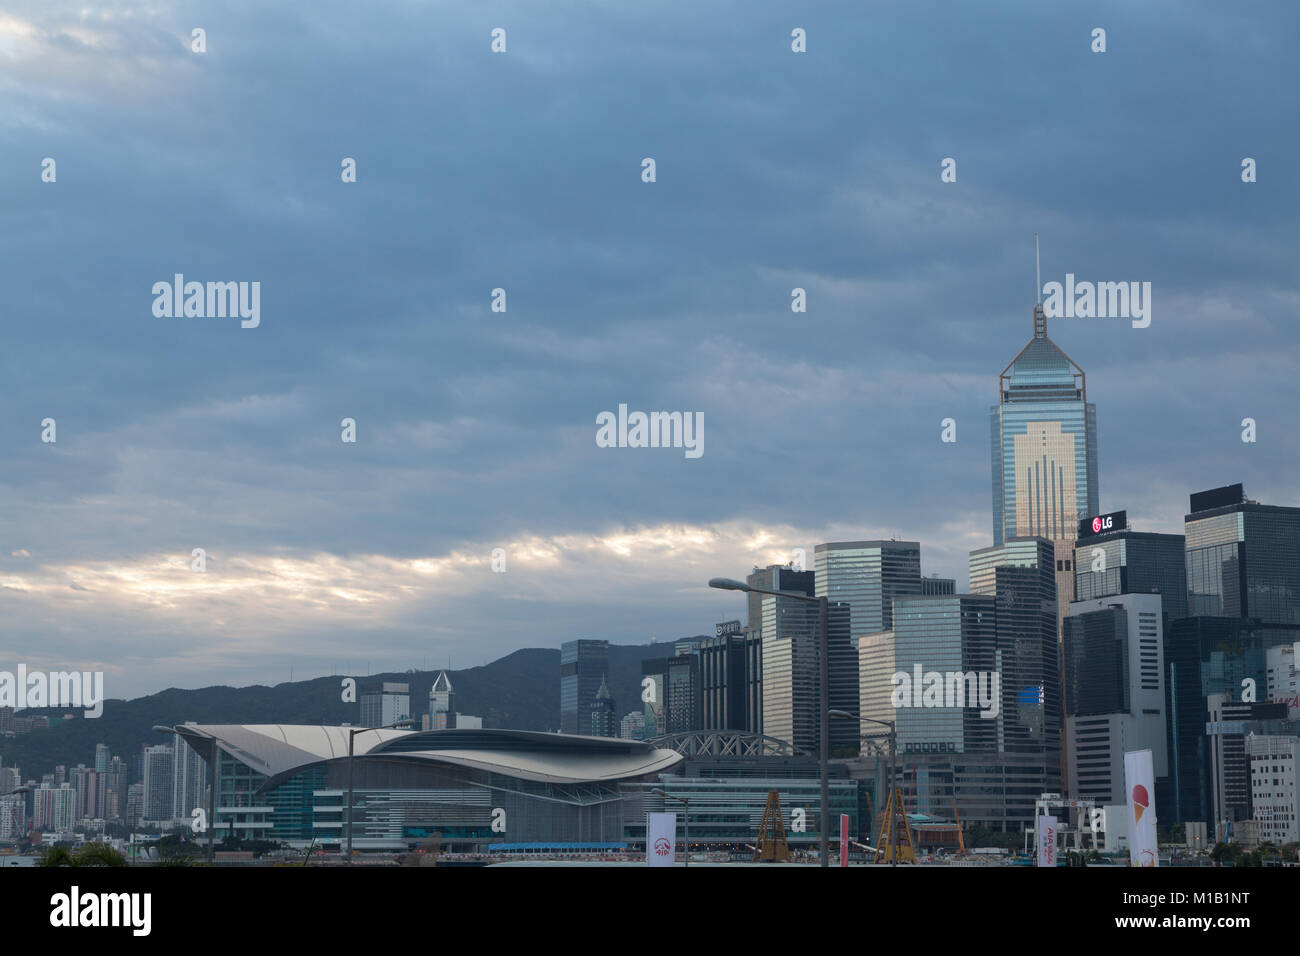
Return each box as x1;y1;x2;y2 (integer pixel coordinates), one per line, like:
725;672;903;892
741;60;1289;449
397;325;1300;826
649;788;690;867
830;709;897;867
346;719;416;865
710;576;830;868
153;724;217;864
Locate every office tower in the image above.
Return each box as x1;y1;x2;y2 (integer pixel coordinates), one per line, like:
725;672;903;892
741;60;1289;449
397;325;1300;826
1062;594;1168;807
172;724;208;820
0;767;19;794
664;655;702;733
968;539;1061;786
360;682;411;728
699;622;763;732
94;743;110;773
642;660;665;738
921;576;956;595
1267;644;1300;716
1206;694;1289;833
761;593;857;755
746;565;814;632
429;671;456;730
1073;513;1187;625
814;540;922;638
589;675;617;737
142;744;175;823
619;711;646;740
560;639;610;735
990;302;1099;625
1164;616;1272;824
1247;735;1299;845
1185;484;1300;642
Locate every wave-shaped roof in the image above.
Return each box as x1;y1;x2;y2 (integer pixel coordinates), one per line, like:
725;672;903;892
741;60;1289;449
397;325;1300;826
172;725;682;787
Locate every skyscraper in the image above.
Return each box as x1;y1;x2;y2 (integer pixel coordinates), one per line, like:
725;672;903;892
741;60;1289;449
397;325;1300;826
990;302;1099;624
172;724;208;820
428;670;456;730
1063;594;1168;807
142;744;174;823
560;639;610;734
1184;483;1300;641
699;623;763;732
360;682;411;728
760;596;855;754
814;540;922;637
968;538;1062;785
589;675;617;737
1072;512;1187;625
745;564;814;632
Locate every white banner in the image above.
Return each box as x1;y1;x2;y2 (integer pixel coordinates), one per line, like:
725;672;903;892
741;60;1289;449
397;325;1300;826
1125;749;1158;867
647;812;677;867
1036;815;1057;867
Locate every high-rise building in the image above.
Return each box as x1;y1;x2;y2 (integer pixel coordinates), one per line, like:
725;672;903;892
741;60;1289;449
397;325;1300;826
814;541;922;638
664;655;702;734
1206;695;1290;832
620;711;646;740
589;675;617;737
745;565;814;632
1267;644;1300;717
1247;734;1299;845
1063;594;1168;807
428;671;456;730
172;724;208;821
94;743;110;773
990;302;1099;626
761;596;855;754
1185;484;1300;642
142;744;175;823
1164;616;1273;824
560;640;610;735
360;682;411;729
968;539;1061;785
1073;514;1187;625
699;622;763;732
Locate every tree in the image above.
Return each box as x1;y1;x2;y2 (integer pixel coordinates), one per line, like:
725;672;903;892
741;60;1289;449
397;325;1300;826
37;846;74;867
73;843;127;867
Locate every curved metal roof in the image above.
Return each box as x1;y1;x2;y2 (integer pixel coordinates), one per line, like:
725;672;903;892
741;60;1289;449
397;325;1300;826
172;725;682;787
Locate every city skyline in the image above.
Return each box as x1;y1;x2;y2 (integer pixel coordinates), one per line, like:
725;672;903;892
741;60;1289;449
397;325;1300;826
2;0;1297;703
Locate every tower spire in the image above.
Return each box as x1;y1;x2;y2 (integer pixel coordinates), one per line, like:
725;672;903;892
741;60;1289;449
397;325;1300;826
1033;233;1046;338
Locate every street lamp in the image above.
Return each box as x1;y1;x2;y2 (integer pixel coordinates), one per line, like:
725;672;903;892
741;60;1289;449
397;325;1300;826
710;576;830;868
649;788;690;867
153;724;218;864
346;719;416;865
830;709;897;867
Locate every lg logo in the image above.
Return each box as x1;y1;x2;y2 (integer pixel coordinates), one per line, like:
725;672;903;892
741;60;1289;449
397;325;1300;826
1091;515;1113;534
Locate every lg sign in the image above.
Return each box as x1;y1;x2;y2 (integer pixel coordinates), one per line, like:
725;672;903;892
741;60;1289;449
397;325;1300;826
1079;510;1127;539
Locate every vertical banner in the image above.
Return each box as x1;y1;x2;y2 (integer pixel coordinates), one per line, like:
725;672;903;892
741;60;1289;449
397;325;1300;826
1125;749;1159;867
1036;815;1057;867
840;814;849;867
647;812;677;867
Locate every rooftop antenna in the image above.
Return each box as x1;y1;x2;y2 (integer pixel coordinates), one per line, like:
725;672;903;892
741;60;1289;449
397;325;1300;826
1035;233;1041;305
1033;234;1047;339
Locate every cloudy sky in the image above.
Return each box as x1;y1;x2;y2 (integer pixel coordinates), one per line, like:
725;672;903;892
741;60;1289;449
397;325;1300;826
1;0;1296;698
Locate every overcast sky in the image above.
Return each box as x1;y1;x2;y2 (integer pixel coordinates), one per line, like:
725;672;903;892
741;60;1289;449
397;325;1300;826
1;0;1296;699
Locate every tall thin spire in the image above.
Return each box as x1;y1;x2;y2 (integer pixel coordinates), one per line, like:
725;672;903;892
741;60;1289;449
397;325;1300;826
1035;233;1041;305
1033;233;1046;339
